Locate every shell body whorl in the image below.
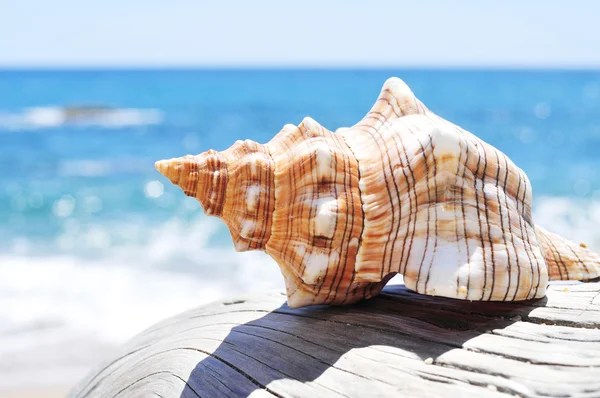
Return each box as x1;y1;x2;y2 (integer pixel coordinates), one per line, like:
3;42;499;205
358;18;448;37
157;77;600;308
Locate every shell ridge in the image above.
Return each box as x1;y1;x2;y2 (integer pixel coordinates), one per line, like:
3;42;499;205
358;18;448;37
317;138;342;304
479;134;497;300
387;122;415;277
519;173;545;299
296;122;338;299
423;131;440;295
387;120;434;277
302;134;329;304
499;152;517;301
266;126;297;265
262;144;277;255
242;145;264;248
267;125;301;296
399;129;420;278
337;131;368;281
259;147;274;248
353;122;399;282
488;147;513;300
337;129;399;302
295;128;315;281
215;156;228;217
452;128;467;298
223;140;275;251
405;124;434;294
303;135;319;306
319;134;353;304
461;139;475;299
512;175;533;299
378;121;405;278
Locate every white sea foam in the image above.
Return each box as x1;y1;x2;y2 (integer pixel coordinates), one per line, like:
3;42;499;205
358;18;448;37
533;196;600;250
0;217;284;344
0;106;163;130
0;251;283;345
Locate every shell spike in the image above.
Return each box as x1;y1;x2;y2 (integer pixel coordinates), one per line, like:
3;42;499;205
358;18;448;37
352;77;430;132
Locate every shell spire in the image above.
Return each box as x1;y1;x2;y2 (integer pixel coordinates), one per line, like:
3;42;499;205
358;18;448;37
157;77;600;308
156;141;275;251
155;152;227;216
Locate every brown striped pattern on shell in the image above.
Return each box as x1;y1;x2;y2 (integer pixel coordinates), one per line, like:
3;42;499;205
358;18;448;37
264;120;388;306
337;78;550;301
156;77;600;308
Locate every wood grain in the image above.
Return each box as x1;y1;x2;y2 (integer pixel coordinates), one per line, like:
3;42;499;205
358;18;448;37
69;281;600;398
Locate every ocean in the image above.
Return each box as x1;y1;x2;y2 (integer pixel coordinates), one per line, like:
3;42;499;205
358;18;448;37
1;69;600;386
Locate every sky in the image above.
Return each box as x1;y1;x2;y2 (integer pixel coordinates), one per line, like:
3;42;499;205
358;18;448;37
0;0;598;68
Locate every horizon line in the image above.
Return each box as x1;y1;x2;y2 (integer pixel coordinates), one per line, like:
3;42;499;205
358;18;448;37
1;65;600;72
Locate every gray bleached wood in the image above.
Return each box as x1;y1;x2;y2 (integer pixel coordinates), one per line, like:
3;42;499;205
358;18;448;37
70;281;600;398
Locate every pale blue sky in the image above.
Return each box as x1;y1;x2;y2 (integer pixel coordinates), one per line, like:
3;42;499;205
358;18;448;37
0;0;598;68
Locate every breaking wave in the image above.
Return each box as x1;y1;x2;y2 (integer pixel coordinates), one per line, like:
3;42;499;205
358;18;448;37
0;106;163;130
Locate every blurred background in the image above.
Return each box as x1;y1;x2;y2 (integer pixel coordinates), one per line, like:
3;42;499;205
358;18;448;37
1;0;599;396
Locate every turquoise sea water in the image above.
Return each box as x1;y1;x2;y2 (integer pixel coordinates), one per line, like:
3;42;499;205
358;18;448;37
1;69;600;341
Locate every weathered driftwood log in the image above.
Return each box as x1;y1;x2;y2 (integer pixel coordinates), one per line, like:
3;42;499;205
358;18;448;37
70;281;600;398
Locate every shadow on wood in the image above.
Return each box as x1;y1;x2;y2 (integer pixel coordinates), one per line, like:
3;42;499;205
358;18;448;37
70;282;600;398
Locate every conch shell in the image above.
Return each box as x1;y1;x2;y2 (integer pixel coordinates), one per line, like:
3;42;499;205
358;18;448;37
156;78;600;308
